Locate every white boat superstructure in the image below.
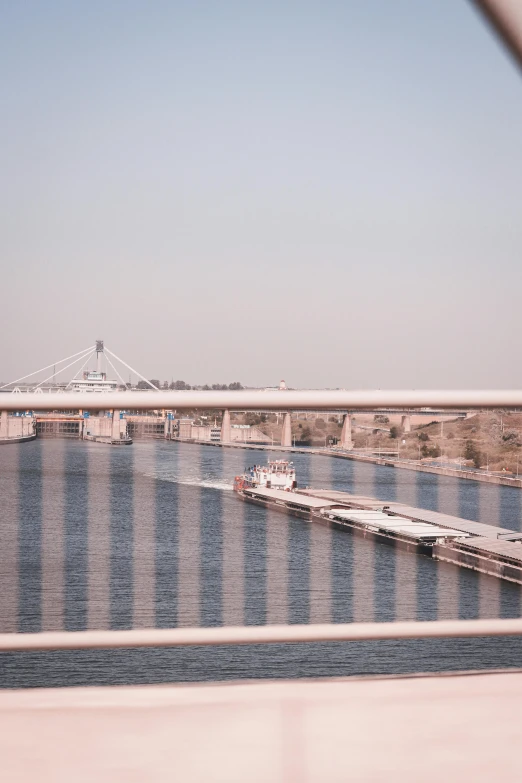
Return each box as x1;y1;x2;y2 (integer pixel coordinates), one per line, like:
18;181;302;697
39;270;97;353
235;460;297;491
70;344;118;393
70;371;118;393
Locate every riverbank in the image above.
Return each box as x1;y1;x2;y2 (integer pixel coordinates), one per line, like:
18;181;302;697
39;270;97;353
172;437;522;488
0;434;37;445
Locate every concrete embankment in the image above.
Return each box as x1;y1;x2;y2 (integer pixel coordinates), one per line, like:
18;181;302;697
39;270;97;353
377;459;522;488
173;437;522;489
0;434;37;445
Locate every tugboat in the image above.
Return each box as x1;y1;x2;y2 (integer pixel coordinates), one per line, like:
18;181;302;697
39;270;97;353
233;459;323;520
234;460;297;493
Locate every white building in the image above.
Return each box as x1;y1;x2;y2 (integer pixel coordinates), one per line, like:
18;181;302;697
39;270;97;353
70;371;118;393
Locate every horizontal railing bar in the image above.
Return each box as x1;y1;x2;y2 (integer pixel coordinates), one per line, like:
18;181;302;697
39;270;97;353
2;390;522;411
2;619;522;651
473;0;522;74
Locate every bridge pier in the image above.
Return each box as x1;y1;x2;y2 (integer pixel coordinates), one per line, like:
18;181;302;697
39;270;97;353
221;409;231;443
0;411;7;439
340;413;353;450
281;412;292;447
112;410;120;441
401;415;411;433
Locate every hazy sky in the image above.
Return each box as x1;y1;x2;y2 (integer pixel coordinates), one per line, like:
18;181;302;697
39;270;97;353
2;1;522;389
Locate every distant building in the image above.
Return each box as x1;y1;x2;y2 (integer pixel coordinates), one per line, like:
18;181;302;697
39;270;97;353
70;371;118;393
263;379;289;392
176;421;270;444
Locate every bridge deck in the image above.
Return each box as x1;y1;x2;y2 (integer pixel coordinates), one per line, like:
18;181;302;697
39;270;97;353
1;671;520;781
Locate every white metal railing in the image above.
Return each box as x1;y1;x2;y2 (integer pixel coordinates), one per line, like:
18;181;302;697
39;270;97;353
2;389;522;655
2;389;522;411
474;0;522;73
1;618;522;651
1;2;522;665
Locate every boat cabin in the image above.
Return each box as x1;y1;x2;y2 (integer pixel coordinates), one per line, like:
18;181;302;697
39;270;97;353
245;460;296;491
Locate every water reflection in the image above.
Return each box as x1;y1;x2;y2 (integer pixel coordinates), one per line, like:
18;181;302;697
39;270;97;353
0;444;19;633
0;440;521;638
19;440;42;632
42;439;64;631
394;547;418;621
132;447;155;628
110;447;133;629
65;442;89;631
177;446;200;628
154;444;177;629
221;448;244;626
87;447;110;630
201;448;224;627
265;506;288;624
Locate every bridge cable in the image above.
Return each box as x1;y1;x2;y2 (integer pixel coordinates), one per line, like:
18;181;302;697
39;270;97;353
104;353;128;389
32;348;96;390
64;350;97;389
104;347;160;391
0;345;96;390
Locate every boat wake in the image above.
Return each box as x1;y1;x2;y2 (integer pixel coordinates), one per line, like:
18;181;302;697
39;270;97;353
145;471;234;491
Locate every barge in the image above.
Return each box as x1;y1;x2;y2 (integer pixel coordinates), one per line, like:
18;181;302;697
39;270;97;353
234;461;468;556
234;462;522;584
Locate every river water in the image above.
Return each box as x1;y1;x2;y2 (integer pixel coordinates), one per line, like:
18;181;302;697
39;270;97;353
1;439;522;687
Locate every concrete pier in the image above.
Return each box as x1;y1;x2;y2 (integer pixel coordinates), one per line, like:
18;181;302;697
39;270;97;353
401;415;411;433
0;411;7;439
281;412;292;447
0;413;36;443
221;409;231;443
340;413;353;449
81;411;131;444
111;410;120;441
125;416;167;439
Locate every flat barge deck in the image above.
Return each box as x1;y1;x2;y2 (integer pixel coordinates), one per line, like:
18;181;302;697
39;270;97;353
237;485;522;584
239;486;468;557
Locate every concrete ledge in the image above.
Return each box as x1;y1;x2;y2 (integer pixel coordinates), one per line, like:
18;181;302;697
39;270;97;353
1;671;522;781
0;434;37;445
